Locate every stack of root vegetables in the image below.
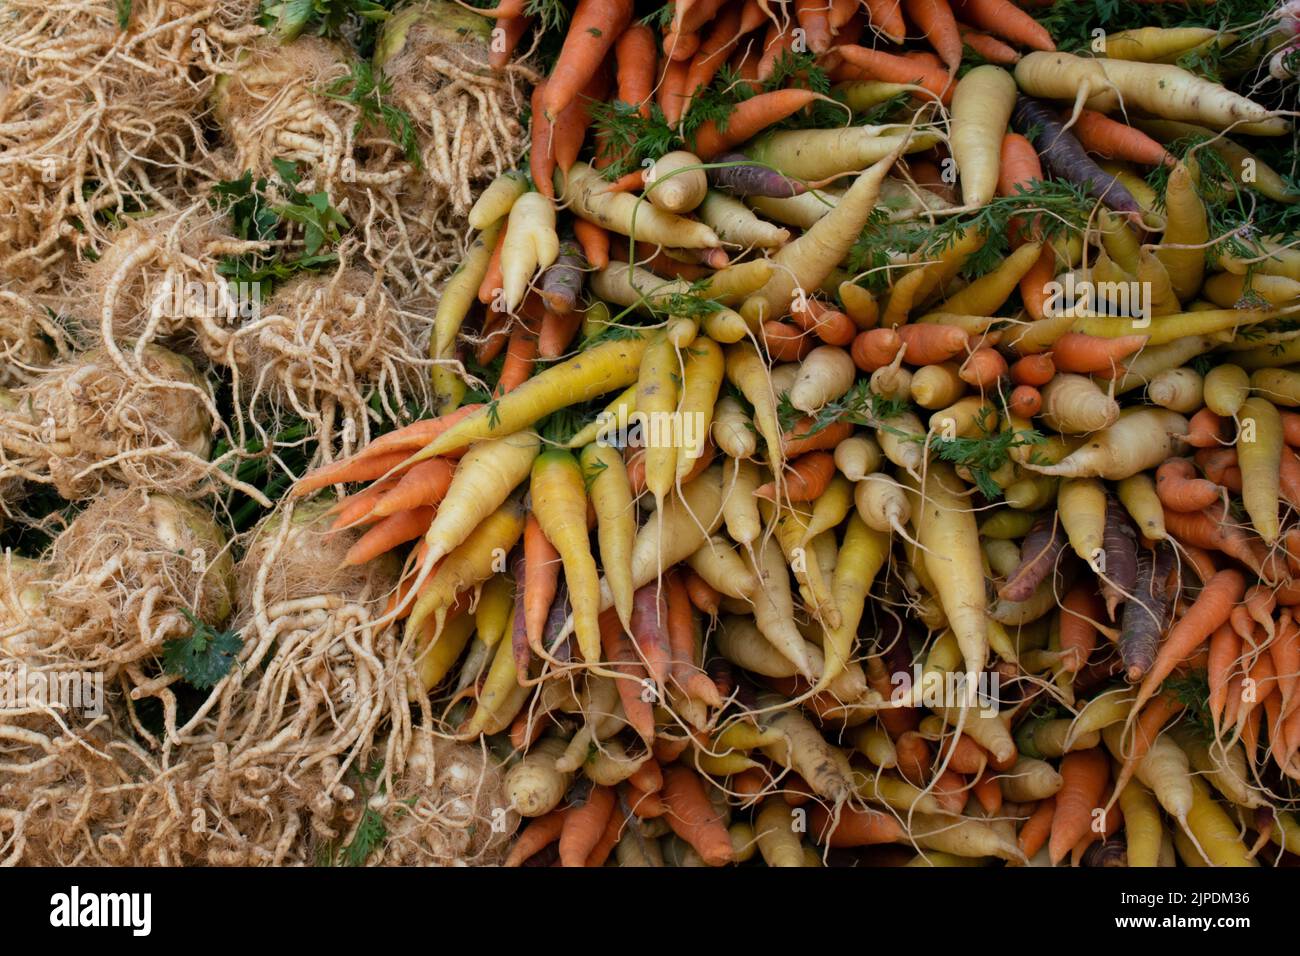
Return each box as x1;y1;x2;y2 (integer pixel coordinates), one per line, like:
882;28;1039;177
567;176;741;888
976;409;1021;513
4;0;1300;867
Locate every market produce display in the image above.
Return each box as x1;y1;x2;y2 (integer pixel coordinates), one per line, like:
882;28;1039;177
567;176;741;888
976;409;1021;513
2;0;1299;868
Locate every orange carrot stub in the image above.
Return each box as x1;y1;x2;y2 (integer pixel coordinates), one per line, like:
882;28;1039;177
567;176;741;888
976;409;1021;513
762;321;814;361
1010;353;1054;386
660;764;734;865
614;22;657;118
755;451;836;502
896;323;970;365
957;24;1020;64
851;328;903;371
791;298;857;346
558;784;616;867
1154;458;1222;513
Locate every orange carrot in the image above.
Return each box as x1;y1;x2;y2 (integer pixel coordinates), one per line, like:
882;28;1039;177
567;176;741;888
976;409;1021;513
952;0;1055;51
630;583;673;690
1049;746;1109;865
895;731;931;784
1010;353;1055;386
615;22;657;118
495;326;539;396
584;801;626;867
661;764;734;865
553;67;611;175
1060;583;1103;673
851;327;903;371
957;23;1019;63
690;88;821;159
629;759;663;794
796;0;835;53
933;768;970;814
1018;796;1054;857
830;0;859;28
757;21;795;81
1208;621;1239;727
659;56;692;126
781;418;854;458
1282;410;1300;447
1155;457;1222;513
600;608;656;742
682;2;747;114
1110;692;1183;807
1134;568;1246;714
291;450;412;499
625;784;669;818
460;0;523;19
1279;448;1300;510
1271;610;1298;716
543;0;632;120
559;784;616;867
343;506;434;566
523;514;561;656
1052;332;1147;374
1008;384;1042;418
896;323;969;365
1073;110;1172;167
665;568;723;705
762;321;814;361
539;309;582;359
959;347;1008;388
529;82;556;200
504;810;565;867
572;218;611;269
863;0;906;41
329;479;398;529
940;733;989;775
682;566;722;616
905;0;963;72
973;769;1003;815
1020;246;1055;320
791;298;857;346
810;804;905;846
479;223;510;303
489;15;533;71
371;458;455;518
836;44;954;103
756;450;836;502
1186;407;1228;448
1162;507;1266;577
475;309;511;364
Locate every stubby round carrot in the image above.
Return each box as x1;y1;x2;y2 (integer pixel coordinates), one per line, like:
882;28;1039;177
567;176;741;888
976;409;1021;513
756;450;836;502
628;759;663;795
625;783;668;818
691;88;821;159
791;298;857;346
1010;353;1054;386
851;327;902;371
1282;410;1300;446
896;323;969;365
1155;457;1222;512
762;321;814;361
959;346;1007;387
1186;407;1228;448
1008;384;1042;418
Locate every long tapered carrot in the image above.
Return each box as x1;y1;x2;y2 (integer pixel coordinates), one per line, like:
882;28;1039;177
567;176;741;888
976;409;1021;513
538;309;582;359
810;804;905;846
659;56;692;126
505;810;566;866
571;218;610;270
479;223;510;303
1208;621;1239;728
905;0;963;71
1073;110;1172;167
600;608;656;742
681;2;753;115
1049;746;1109;865
583;801;626;866
341;404;483;464
615;22;657;118
629;583;673;689
661;764;734;865
489;15;533;70
558;784;615;866
291;450;412;498
523;514;561;655
1134;569;1246;715
863;0;906;41
542;0;632;120
957;24;1020;63
1059;583;1103;673
371;458;455;518
1052;333;1148;374
529;82;556;200
495;326;538;396
780;419;854;458
690;88;821;158
837;44;953;102
552;67;611;175
795;0;834;53
1018;796;1054;858
1162;508;1266;577
953;0;1055;50
329;479;398;530
664;568;723;706
343;506;435;566
1109;692;1184;811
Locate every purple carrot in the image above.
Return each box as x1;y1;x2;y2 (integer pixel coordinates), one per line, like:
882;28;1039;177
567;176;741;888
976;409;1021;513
1011;96;1142;217
1099;495;1139;619
998;513;1067;602
509;547;531;680
537;236;587;314
630;584;672;690
1119;540;1175;682
706;152;807;197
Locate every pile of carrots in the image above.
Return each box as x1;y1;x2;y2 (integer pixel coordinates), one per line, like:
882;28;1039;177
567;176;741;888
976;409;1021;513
292;0;1300;866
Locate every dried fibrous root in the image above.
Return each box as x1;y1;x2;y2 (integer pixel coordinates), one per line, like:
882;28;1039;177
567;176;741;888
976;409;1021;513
0;0;262;282
169;499;413;790
13;489;235;701
0;343;263;502
368;733;515;866
79;203;266;353
0;287;69;387
375;1;531;218
203;259;432;461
